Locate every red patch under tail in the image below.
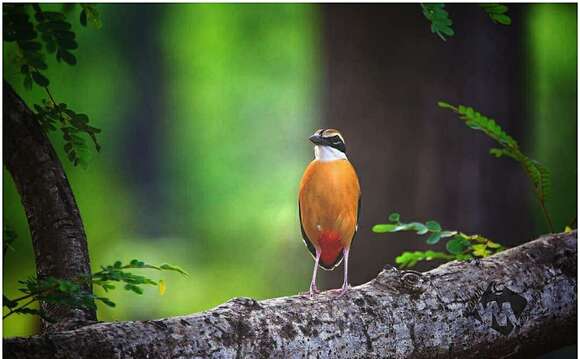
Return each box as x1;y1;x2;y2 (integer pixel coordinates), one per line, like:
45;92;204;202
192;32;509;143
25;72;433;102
319;230;343;267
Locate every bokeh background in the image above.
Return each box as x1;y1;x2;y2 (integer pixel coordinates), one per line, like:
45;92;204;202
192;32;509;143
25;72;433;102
3;5;577;353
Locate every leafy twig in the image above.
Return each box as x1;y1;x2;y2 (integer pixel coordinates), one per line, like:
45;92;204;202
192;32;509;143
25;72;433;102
480;4;511;25
421;4;454;41
420;3;511;41
4;3;102;167
3;259;188;320
438;101;555;232
373;212;505;268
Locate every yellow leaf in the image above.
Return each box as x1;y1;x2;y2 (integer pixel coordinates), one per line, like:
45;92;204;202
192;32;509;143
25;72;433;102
565;226;573;233
158;280;166;296
472;244;489;257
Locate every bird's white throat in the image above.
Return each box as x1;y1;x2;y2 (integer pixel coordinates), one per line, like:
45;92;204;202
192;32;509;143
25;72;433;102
314;145;347;162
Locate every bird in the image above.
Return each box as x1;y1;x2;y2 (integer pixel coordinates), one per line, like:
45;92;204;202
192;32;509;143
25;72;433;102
298;128;361;297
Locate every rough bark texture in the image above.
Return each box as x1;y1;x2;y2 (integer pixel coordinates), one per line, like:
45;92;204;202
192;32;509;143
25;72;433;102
3;81;96;329
5;231;576;358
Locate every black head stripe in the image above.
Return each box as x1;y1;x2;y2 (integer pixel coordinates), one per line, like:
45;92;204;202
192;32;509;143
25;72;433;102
326;135;346;153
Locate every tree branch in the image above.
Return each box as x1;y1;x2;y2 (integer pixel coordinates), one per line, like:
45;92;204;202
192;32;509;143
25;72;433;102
4;231;576;358
3;81;96;330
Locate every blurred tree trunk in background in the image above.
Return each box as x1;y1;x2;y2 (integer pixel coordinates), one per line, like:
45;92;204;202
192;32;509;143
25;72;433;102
527;4;578;234
320;4;530;286
115;4;169;237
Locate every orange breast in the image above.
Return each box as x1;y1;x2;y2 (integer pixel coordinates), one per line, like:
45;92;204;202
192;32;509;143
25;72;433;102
298;159;360;267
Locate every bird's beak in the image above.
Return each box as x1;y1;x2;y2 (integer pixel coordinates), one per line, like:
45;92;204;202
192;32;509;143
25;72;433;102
309;133;326;145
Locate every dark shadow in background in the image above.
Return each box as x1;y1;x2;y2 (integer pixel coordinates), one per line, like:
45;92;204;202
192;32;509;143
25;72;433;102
321;4;575;357
114;4;169;237
322;3;529;285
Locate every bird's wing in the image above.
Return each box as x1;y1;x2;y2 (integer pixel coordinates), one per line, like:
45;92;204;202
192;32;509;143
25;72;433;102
298;200;317;259
357;193;361;226
350;192;361;243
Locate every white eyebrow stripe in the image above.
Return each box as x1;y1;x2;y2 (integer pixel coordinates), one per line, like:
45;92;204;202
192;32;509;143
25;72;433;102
322;129;345;143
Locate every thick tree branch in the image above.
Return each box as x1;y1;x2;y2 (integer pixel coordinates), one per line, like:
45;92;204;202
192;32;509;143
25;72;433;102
4;231;576;358
3;81;96;330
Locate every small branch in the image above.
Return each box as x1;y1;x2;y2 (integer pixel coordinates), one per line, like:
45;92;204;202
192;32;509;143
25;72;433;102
4;231;577;358
43;86;58;109
539;199;555;233
3;299;37;320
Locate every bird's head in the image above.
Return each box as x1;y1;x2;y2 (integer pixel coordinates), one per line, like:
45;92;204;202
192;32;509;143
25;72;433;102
309;128;347;161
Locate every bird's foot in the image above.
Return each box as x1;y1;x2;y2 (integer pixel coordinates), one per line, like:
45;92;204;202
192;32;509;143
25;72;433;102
331;283;350;298
309;284;320;297
299;285;320;298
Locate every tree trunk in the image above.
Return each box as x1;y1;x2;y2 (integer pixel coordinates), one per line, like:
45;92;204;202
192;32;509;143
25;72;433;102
4;231;576;358
3;81;96;330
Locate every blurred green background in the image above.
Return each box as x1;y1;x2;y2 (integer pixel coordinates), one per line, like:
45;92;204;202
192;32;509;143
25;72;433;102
3;3;576;339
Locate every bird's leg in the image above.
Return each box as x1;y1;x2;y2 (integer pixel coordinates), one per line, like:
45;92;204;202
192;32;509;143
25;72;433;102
336;247;350;297
309;249;321;296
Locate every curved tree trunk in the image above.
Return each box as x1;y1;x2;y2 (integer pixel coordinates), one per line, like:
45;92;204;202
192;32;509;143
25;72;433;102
3;81;96;330
4;231;576;358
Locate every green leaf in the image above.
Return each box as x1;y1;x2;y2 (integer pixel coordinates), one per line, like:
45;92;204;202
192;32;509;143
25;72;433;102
440;230;457;238
410;222;428;235
372;224;398;233
446;237;471;254
80;9;88;27
129;259;145;267
388;212;400;222
76;114;89;123
481;4;508;14
425;220;441;232
437;101;454;110
395;251;420;268
395;250;453;268
97;297;116;307
426;232;442;244
159;263;189;276
489;148;505;158
57;49;77;65
81;4;102;29
3;295;18;309
472;244;489;257
480;4;511;25
31;71;49;87
25;54;48;70
39;11;66;21
486;240;502;249
421;3;454;41
37;20;72;32
124;284;144;295
101;283;115;292
393;223;414;232
13;308;41;316
493;14;511;25
55;36;78;50
18;41;41;51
